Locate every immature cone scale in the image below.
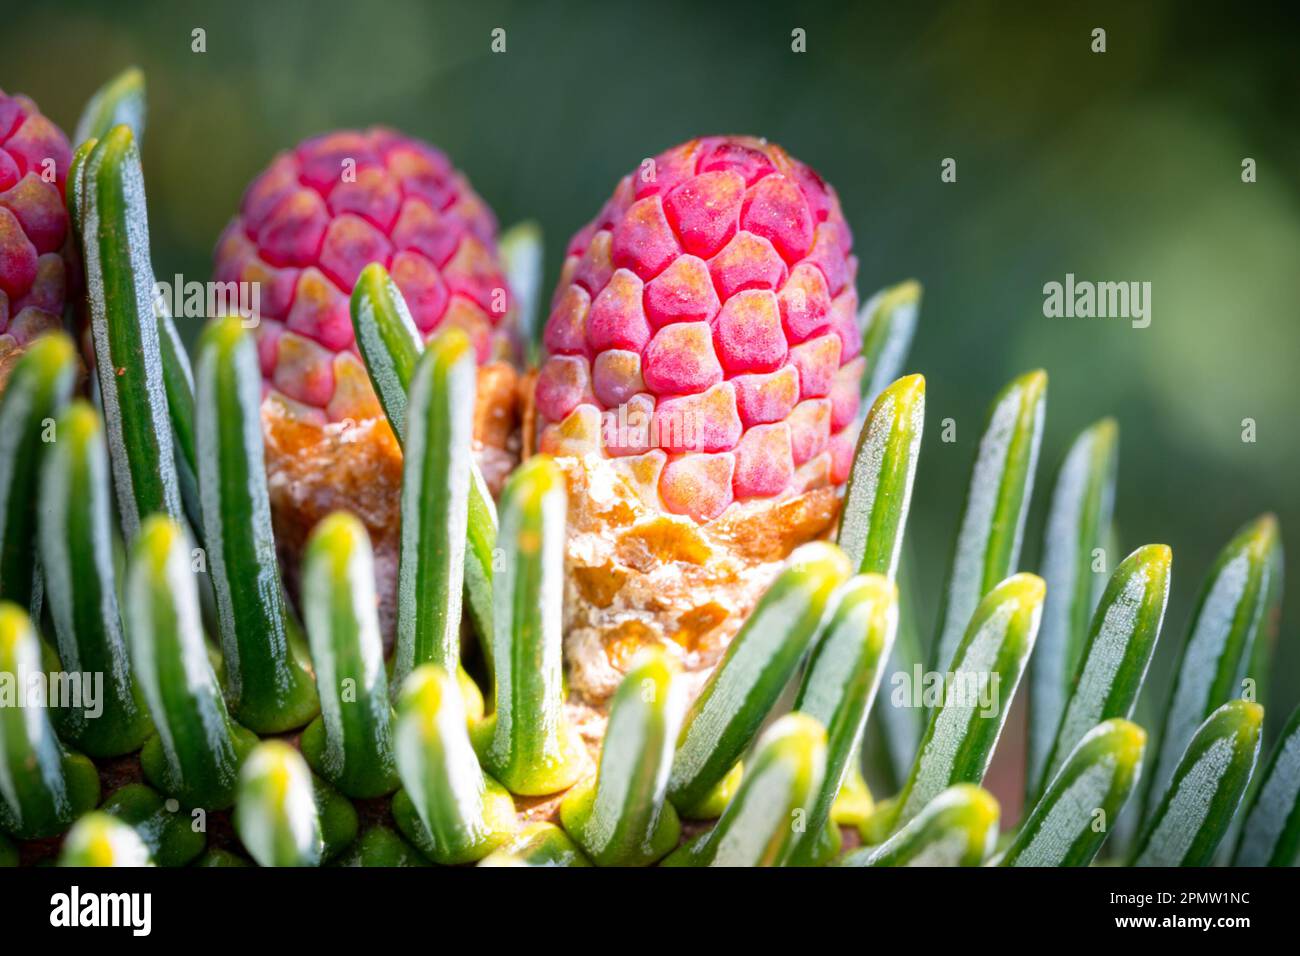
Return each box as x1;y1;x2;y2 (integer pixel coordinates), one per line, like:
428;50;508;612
213;128;518;642
0;89;74;392
536;135;863;705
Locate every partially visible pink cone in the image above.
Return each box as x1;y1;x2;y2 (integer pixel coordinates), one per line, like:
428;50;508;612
0;89;73;392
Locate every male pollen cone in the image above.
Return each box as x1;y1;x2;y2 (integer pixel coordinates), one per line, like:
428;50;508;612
534;135;863;706
0;89;74;394
213;128;518;642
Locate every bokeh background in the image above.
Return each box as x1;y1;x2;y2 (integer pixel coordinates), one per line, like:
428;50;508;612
4;0;1297;815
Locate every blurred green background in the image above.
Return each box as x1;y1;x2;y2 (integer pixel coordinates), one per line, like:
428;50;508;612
5;0;1297;809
